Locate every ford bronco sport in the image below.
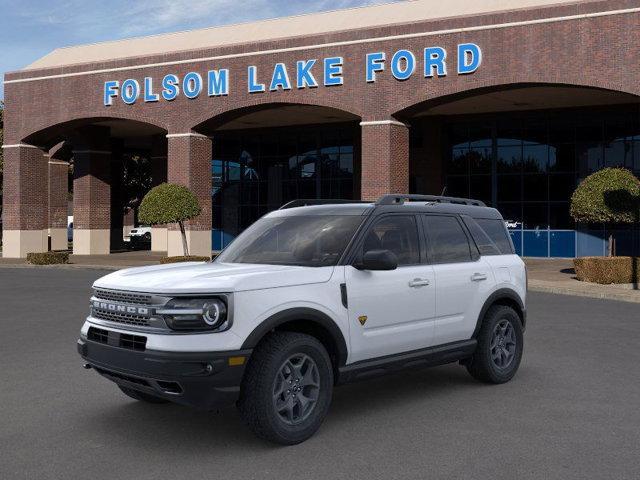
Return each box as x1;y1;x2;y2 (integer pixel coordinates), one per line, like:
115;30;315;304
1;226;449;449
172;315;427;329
78;194;526;444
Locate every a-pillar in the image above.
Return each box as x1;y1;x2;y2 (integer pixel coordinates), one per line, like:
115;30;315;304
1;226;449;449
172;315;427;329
359;120;410;201
1;143;49;258
150;134;168;252
72;127;112;255
166;132;212;257
48;148;69;251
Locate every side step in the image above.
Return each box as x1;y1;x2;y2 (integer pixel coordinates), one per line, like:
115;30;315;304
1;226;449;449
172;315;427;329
337;339;477;384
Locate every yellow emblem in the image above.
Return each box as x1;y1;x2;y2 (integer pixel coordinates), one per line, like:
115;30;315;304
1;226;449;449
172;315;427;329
358;315;368;326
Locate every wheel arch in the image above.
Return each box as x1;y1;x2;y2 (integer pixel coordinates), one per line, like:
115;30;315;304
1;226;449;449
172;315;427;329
241;308;349;370
472;288;526;338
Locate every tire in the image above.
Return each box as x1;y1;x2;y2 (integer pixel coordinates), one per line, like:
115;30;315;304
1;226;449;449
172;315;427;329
238;332;334;445
118;385;169;404
466;305;524;384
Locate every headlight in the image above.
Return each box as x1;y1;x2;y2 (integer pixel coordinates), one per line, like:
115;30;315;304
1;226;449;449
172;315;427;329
158;297;229;331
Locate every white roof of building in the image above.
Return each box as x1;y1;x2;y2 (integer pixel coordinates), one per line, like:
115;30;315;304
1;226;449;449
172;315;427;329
26;0;588;70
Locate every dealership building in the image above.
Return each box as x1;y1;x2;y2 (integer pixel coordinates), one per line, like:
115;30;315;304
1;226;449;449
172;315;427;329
3;0;640;258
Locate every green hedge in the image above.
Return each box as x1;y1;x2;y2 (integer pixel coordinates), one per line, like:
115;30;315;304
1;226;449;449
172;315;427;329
573;256;640;284
570;168;640;224
27;251;70;265
159;255;210;264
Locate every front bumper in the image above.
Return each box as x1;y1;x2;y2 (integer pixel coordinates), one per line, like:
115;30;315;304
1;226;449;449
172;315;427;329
77;338;251;410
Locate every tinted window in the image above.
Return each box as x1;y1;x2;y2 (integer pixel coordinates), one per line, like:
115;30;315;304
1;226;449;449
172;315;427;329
462;216;500;256
423;215;472;264
361;216;420;266
476;218;514;254
216;215;363;266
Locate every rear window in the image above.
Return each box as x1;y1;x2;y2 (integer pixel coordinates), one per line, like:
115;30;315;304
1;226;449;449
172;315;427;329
464;217;514;255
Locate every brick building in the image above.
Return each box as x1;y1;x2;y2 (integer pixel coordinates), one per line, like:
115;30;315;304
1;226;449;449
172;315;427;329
3;0;640;258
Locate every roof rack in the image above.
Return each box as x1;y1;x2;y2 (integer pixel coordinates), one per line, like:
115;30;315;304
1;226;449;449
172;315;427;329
376;194;486;207
279;199;370;209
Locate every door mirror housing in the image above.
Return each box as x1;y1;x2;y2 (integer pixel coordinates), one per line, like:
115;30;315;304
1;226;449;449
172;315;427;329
355;249;398;271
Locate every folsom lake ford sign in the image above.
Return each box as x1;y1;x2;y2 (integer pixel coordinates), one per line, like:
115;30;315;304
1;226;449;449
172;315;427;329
103;43;482;106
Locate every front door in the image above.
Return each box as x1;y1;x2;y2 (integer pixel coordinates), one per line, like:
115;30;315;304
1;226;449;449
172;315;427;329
345;215;436;363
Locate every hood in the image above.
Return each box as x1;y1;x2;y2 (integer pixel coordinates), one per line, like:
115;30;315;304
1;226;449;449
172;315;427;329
93;262;335;294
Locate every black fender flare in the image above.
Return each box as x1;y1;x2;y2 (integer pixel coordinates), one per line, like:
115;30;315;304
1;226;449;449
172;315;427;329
241;307;349;366
472;288;526;338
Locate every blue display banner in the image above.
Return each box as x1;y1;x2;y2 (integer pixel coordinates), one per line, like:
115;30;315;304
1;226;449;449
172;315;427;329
103;43;482;106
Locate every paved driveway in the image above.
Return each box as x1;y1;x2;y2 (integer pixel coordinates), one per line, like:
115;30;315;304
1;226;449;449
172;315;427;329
1;268;639;480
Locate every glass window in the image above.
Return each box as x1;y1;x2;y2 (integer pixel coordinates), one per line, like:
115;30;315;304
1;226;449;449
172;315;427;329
217;215;363;266
362;216;420;266
475;218;514;254
462;217;501;256
523;144;548;173
497;145;522;173
522;174;547;202
445;176;469;198
497;175;521;202
423;215;472;264
522;204;548;229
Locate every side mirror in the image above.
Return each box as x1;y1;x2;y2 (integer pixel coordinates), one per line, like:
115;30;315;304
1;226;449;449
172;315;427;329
356;249;398;271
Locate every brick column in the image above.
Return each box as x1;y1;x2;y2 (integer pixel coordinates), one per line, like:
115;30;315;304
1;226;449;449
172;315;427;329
360;120;410;201
72;127;112;255
166;133;212;257
150;134;168;252
2;144;49;258
48;158;69;251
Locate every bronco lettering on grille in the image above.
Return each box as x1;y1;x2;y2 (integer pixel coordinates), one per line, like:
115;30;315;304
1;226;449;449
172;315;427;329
92;300;150;316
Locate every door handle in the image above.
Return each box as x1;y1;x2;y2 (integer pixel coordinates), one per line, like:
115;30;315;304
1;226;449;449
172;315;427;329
470;273;488;282
409;278;430;288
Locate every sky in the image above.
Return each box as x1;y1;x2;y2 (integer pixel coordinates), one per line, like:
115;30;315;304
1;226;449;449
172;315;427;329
0;0;400;100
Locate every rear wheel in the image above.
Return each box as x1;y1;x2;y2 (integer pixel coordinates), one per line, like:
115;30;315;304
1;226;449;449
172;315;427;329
118;385;169;404
238;332;333;445
466;305;523;384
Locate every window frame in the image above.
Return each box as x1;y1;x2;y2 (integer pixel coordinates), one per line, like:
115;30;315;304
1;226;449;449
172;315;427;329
421;213;480;265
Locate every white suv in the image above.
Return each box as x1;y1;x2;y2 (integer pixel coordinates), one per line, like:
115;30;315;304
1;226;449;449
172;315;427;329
78;194;526;444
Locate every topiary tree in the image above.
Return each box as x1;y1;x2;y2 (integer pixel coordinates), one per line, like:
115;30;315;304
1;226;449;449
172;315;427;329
138;183;202;256
570;168;640;256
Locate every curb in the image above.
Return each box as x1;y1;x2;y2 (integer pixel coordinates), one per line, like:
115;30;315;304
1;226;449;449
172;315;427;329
0;263;125;271
528;281;640;304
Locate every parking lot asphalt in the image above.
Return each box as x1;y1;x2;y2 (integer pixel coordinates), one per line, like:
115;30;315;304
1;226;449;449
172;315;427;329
1;267;639;480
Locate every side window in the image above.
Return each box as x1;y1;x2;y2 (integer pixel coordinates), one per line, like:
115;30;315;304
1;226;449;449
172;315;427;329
361;216;420;266
475;218;515;254
462;216;500;256
423;215;472;264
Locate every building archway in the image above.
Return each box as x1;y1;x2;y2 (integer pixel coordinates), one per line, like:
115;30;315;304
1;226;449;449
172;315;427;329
8;118;167;256
397;84;640;257
193;103;361;250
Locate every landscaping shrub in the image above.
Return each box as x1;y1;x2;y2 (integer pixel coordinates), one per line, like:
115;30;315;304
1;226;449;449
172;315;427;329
159;255;210;264
27;251;69;265
139;183;202;256
573;256;640;284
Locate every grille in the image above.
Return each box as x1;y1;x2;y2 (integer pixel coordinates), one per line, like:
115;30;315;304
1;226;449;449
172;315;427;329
88;327;109;344
120;333;147;351
92;308;151;327
94;289;152;305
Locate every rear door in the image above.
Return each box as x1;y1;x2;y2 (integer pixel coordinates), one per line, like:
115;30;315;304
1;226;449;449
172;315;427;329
345;214;436;363
422;214;494;345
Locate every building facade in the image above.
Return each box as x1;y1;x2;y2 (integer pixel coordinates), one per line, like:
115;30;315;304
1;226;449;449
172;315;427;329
3;0;640;258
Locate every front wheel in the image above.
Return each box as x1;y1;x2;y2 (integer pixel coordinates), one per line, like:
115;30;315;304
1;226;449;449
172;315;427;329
238;332;334;445
466;305;523;384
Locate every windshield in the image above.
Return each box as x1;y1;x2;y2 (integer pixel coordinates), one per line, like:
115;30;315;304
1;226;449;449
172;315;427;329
216;215;364;266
